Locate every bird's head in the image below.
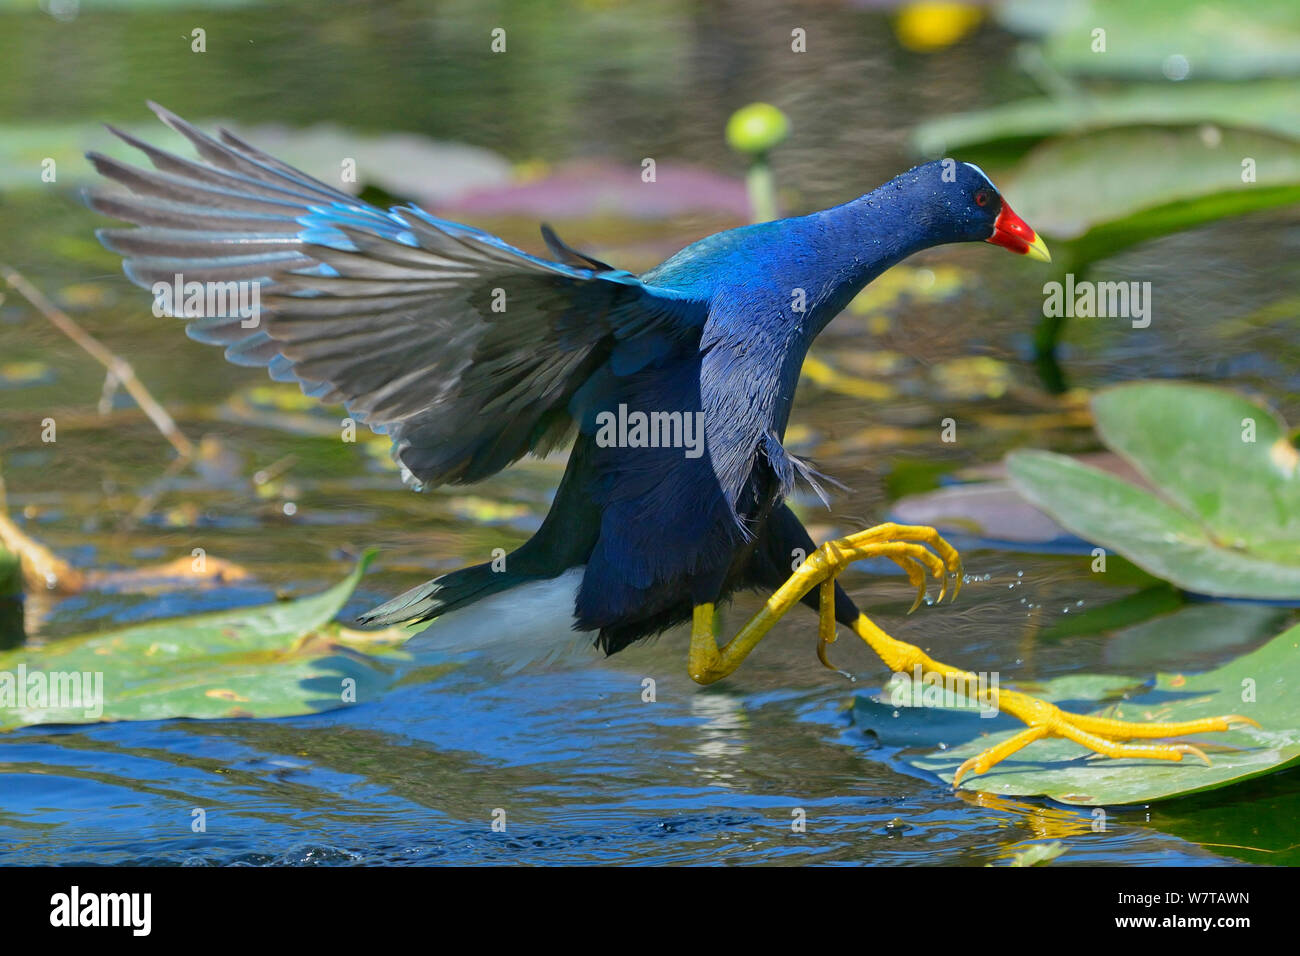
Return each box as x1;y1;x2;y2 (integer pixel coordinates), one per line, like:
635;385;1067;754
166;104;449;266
906;159;1051;263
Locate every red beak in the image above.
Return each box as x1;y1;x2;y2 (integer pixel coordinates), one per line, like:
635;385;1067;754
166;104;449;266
986;201;1051;262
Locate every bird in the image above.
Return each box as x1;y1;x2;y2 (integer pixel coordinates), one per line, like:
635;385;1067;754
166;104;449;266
86;103;1252;787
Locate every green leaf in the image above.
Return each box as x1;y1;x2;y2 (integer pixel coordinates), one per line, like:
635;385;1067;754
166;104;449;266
1006;127;1300;267
865;621;1300;805
912;81;1300;157
0;553;416;730
1092;383;1300;553
1006;383;1300;599
998;0;1300;80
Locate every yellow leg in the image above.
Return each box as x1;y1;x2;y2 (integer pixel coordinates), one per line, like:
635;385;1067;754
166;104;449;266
687;522;1258;790
688;523;962;684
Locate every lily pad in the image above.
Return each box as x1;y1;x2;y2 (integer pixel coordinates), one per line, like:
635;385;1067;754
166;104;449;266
1007;126;1300;268
912;80;1300;157
855;621;1300;804
1006;382;1300;600
998;0;1300;80
890;481;1082;549
0;553;413;730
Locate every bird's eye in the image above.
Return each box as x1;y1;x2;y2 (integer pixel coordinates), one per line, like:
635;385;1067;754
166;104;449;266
974;188;993;208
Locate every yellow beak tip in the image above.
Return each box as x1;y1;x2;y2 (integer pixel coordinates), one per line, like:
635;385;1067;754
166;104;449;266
1025;234;1052;264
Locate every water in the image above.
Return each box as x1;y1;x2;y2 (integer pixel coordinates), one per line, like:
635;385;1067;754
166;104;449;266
1;0;1298;865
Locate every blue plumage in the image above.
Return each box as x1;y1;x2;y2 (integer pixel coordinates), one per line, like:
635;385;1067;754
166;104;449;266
88;105;1046;654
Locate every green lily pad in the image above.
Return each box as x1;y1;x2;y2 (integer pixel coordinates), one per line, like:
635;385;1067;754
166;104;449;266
1007;126;1300;267
912;81;1300;157
1007;382;1300;600
0;553;414;730
1092;384;1300;551
857;621;1300;805
998;0;1300;80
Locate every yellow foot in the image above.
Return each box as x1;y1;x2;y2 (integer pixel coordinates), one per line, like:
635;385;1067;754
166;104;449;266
687;523;961;686
811;523;963;674
951;690;1260;788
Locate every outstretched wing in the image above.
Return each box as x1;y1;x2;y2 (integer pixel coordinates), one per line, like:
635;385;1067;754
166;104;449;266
87;103;706;487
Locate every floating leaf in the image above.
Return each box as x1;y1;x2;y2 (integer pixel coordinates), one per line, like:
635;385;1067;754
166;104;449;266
1007;382;1300;599
0;553;413;729
1007;126;1300;267
856;621;1300;804
891;481;1079;548
913;81;1300;157
998;0;1300;80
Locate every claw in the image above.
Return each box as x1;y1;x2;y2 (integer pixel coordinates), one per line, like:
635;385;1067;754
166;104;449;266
952;757;978;788
889;554;928;613
816;639;855;681
1174;743;1213;767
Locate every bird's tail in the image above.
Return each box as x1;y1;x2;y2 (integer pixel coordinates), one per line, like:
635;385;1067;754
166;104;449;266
358;564;595;672
357;561;508;627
